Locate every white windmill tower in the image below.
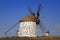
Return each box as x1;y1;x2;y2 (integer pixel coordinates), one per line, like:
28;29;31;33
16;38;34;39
17;14;37;37
5;4;46;37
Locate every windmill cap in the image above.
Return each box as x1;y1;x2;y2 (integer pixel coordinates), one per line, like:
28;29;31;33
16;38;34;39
20;14;37;22
46;31;49;33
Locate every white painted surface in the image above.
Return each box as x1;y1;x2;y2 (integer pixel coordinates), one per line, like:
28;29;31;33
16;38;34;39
18;21;37;37
45;33;49;36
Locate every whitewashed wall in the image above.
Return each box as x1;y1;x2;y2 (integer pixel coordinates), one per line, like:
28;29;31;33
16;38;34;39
18;21;37;37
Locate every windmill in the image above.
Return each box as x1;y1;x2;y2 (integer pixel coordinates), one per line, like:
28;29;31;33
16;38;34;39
5;4;47;37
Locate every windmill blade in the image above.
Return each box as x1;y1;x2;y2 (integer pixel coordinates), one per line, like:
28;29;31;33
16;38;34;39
37;4;41;18
40;16;46;19
39;23;45;32
5;21;20;35
39;21;45;32
28;6;35;16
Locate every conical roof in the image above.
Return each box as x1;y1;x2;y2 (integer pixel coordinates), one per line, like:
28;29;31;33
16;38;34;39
20;14;37;22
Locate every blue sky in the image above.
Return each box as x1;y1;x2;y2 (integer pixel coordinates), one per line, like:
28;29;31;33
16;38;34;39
0;0;60;37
